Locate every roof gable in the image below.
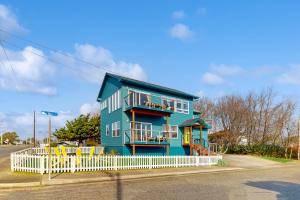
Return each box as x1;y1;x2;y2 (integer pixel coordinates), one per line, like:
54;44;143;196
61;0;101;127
97;73;198;101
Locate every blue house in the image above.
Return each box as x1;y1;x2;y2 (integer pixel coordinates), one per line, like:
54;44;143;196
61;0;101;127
97;73;211;155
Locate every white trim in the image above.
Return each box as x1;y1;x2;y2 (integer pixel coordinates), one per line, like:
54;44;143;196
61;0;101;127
112;121;121;137
162;124;178;139
108;97;111;113
130;121;152;141
128;89;150;106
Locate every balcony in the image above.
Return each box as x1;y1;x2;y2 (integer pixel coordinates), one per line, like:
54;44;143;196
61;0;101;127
123;91;174;117
124;129;170;146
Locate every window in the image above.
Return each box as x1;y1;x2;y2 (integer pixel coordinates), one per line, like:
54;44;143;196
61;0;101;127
100;100;107;111
162;97;175;110
108;90;121;113
162;124;178;139
106;124;109;136
128;90;149;106
175;100;189;114
130;121;152;141
112;121;120;137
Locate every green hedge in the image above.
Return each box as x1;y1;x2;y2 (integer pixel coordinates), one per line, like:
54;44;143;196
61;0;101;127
227;144;285;158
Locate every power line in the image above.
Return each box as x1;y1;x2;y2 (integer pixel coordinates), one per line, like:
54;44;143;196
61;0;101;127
1;39;110;76
0;40;19;87
0;28;123;76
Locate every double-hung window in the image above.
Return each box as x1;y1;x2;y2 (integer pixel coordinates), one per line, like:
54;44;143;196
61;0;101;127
100;100;107;110
162;124;178;139
108;90;121;113
162;97;175;110
128;90;149;107
112;121;120;137
176;100;189;114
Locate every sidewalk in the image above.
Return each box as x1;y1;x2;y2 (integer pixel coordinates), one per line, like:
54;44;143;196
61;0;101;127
0;166;242;188
42;166;242;185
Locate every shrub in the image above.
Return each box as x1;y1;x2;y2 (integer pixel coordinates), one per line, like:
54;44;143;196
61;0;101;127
227;144;285;158
217;159;227;167
109;149;119;155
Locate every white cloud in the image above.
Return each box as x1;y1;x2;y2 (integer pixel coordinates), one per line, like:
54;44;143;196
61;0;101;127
80;103;99;115
277;64;300;85
53;43;147;83
0;46;57;95
0;4;26;38
169;23;194;41
202;72;224;85
172;10;185;19
201;64;243;86
210;64;243;76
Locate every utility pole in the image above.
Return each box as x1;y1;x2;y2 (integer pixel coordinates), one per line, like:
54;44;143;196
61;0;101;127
33;111;36;147
0;122;4;145
48;116;52;180
298;118;300;160
41;110;58;180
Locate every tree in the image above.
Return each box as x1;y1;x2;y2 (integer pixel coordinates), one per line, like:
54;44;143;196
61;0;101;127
2;132;19;144
54;114;100;145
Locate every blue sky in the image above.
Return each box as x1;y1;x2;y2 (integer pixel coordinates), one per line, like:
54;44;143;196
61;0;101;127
0;1;300;139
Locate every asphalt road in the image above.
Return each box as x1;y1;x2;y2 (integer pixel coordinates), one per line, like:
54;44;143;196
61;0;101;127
0;146;28;158
1;165;300;200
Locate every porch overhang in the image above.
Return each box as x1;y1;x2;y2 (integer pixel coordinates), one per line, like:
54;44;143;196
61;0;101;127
125;106;172;117
179;118;212;129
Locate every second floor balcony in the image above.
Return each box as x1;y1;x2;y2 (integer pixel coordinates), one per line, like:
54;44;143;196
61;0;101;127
123;91;174;116
124;129;170;145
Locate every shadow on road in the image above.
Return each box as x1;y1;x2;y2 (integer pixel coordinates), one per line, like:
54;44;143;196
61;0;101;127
245;181;300;200
102;171;123;200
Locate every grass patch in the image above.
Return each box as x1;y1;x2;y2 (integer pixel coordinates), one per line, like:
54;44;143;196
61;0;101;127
217;159;228;167
261;156;294;163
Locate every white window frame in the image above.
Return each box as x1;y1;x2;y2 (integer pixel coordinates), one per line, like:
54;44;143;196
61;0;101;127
109;97;112;113
162;124;178;139
106;124;109;136
112;121;120;137
130;121;152;141
161;96;176;110
175;99;189;114
128;89;150;107
109;90;121;113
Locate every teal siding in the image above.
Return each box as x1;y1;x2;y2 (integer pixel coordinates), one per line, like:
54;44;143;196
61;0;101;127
99;75;209;155
100;77;123;152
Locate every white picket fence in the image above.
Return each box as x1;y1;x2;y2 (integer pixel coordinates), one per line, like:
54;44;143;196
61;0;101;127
11;148;222;174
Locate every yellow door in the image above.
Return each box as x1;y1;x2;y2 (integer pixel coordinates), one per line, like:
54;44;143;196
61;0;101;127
184;127;190;144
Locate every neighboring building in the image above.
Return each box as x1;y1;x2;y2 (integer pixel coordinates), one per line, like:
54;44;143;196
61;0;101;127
97;73;211;155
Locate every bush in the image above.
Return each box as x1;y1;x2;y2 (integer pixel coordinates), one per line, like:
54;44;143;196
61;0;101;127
109;149;119;155
86;139;99;147
50;143;58;147
227;144;285;158
217;159;227;167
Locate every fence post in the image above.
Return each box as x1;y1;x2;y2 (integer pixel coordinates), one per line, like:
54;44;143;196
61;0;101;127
196;156;199;167
149;156;152;169
10;153;14;172
40;156;44;174
175;156;178;168
71;156;76;173
114;156;118;171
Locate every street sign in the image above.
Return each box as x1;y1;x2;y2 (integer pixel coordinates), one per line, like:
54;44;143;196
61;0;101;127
41;111;58;116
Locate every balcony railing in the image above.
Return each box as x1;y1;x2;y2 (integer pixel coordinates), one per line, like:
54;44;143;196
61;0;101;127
124;129;170;145
123;91;175;113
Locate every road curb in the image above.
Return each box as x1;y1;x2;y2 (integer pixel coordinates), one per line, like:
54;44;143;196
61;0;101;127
0;167;243;188
0;182;41;188
43;167;244;186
